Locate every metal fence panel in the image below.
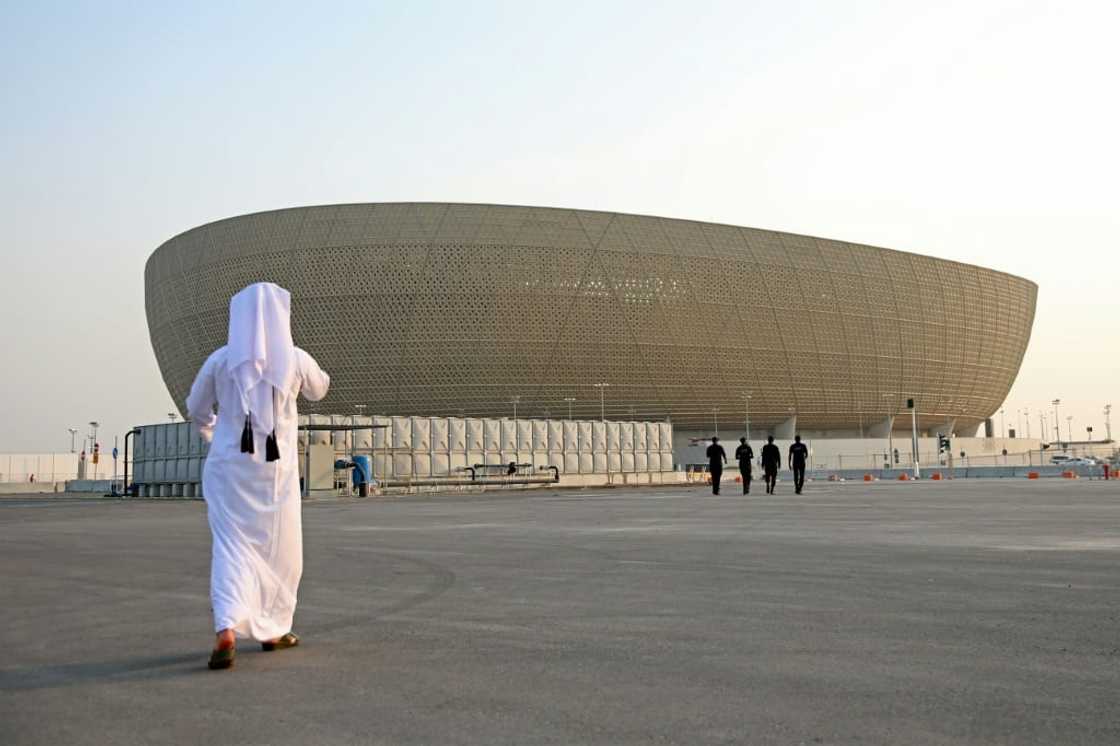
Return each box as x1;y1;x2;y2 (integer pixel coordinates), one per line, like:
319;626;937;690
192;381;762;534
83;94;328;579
373;416;392;448
533;420;549;451
578;422;593;452
500;419;517;452
448;418;467;451
353;416;374;450
517;420;534;451
466;419;484;452
549;421;564;452
620;422;634;452
483;419;502;452
392;417;412;449
411;417;431;452
430;418;449;452
592;421;607;452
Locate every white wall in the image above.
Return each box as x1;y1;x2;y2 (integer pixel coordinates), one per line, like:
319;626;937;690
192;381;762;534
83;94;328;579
0;453;82;482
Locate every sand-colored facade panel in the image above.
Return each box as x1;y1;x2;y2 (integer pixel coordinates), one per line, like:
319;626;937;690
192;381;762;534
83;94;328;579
145;203;1037;434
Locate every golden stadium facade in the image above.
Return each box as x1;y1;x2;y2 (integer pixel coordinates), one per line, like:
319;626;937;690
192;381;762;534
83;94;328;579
145;203;1036;436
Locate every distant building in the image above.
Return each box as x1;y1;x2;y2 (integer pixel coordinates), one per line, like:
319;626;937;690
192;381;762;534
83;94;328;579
145;203;1036;438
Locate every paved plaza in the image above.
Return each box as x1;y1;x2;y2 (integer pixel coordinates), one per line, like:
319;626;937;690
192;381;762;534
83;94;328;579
3;479;1119;745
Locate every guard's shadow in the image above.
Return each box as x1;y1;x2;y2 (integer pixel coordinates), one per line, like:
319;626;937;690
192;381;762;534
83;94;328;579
0;652;206;691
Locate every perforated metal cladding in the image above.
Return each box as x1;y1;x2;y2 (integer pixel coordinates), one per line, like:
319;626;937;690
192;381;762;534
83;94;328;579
146;203;1037;433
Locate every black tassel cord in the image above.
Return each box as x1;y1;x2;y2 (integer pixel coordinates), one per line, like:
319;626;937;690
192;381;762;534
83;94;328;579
240;414;255;454
265;430;280;462
264;388;281;462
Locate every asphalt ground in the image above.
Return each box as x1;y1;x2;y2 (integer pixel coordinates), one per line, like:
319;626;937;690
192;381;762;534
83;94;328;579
2;479;1119;745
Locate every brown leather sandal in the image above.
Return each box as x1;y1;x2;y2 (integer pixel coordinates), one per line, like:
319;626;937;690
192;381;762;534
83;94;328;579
261;632;300;651
208;646;235;670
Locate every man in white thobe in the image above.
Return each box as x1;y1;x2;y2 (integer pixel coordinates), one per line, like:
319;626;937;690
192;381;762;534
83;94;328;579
186;282;330;670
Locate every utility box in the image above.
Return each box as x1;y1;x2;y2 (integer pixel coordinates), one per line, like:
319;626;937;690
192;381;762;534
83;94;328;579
304;443;336;497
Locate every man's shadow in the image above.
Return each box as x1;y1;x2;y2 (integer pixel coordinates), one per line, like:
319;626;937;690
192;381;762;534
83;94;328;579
0;652;206;692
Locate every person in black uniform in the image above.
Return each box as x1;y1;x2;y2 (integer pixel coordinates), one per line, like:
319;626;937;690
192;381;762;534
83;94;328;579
760;435;781;494
789;434;809;494
734;437;753;495
706;436;727;495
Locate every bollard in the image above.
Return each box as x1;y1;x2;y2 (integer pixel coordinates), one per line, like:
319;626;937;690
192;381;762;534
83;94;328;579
1027;471;1040;479
1062;470;1077;479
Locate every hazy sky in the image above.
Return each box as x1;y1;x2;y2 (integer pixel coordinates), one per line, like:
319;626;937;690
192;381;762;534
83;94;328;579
1;0;1117;452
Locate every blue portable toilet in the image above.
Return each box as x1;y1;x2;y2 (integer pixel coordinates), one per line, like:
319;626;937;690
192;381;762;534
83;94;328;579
351;455;372;495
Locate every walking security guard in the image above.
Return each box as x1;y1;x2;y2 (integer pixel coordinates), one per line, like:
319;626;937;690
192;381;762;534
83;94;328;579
706;436;727;495
760;435;781;494
735;437;753;495
789;434;809;494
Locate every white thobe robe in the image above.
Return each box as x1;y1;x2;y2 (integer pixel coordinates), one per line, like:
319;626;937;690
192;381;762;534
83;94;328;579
186;345;330;639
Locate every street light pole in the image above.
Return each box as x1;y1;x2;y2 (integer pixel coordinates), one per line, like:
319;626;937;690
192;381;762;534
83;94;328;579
882;393;895;469
592;383;610;422
511;395;520;421
89;421;100;480
1105;404;1113;442
1023;408;1030;439
67;428;78;453
712;407;719;437
740;393;752;442
564;397;576;421
1052;399;1061;442
1066;416;1073;445
1000;408;1006;439
910;398;920;480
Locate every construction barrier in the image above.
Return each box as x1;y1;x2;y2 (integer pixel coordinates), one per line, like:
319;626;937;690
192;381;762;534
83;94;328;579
863;474;874;482
1027;471;1040;479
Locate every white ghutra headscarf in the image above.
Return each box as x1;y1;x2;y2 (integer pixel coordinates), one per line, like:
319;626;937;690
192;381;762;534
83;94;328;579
226;282;297;437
